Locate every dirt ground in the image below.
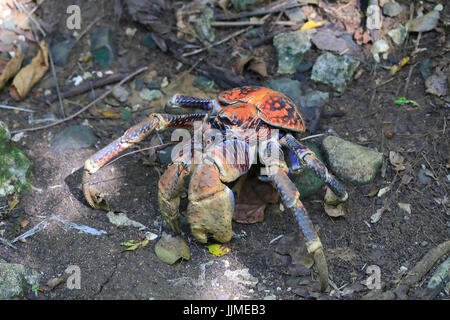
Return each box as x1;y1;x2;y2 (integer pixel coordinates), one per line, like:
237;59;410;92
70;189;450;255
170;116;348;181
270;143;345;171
0;0;448;300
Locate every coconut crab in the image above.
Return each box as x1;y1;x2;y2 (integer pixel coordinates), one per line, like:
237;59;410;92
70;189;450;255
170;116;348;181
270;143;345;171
82;86;348;291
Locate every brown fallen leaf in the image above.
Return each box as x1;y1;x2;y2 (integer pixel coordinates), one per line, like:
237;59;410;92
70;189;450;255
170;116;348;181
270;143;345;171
10;40;49;100
324;187;345;217
232;56;267;77
20;220;30;228
233;174;279;224
367;186;379;197
0;46;24;90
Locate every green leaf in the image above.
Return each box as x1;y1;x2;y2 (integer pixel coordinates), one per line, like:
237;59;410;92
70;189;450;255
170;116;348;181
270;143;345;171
394;97;419;107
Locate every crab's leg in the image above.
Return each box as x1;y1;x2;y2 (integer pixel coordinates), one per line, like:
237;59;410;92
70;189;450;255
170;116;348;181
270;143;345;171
165;94;220;113
260;141;329;292
158;161;191;234
82;113;205;209
281;134;348;202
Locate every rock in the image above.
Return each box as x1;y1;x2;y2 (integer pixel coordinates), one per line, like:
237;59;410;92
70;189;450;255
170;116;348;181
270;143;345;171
285;6;307;22
112;85;129;103
50;125;97;152
427;257;450;289
311;52;360;94
90;27;115;68
322;136;383;184
387;25;407;46
291;143;325;199
263;294;276;300
194;7;215;42
265;78;303;102
299;89;329;108
425;67;448;97
382;1;403;17
139;88;163;101
273;30;312;74
154;232;190;265
0;260;41;299
134;79;144;90
406;5;441;33
106;212;147;230
193;76;215;89
311;30;360;55
224;268;258;287
0;121;32;197
417;168;432;185
296;61;313;73
419;58;431;80
142;34;156;49
50;39;75;67
370;40;390;63
420;241;428;247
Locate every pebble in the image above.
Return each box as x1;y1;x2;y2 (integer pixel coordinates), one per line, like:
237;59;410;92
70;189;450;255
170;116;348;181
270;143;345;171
311;52;360;93
322;136;383;184
112;85;129;102
139;88;163;101
418;168;432;185
50;125;97;152
383;1;403;17
273;30;312;74
263;295;276;300
420;241;428;247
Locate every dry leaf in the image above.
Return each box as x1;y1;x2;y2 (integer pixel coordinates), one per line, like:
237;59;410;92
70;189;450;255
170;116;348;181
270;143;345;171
10;40;49;100
389;151;406;171
0;46;24;90
401;174;413;184
324;187;345;217
233;175;279;224
233;56;267;77
377;186;391;197
425;67;448;97
370;207;385;223
367;186;379;197
20;220;29;228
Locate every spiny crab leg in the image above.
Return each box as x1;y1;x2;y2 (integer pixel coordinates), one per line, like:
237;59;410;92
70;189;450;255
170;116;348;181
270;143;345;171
281;134;348;202
82;113;205;209
268;164;329;292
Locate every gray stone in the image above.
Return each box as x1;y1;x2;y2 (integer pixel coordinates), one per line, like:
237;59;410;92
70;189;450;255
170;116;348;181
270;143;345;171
50;125;97;152
0;121;31;197
273;30;312;74
194;7;215;42
427;257;450;289
322;136;383;184
193;76;215;89
387;25;407;45
50;39;75;67
112;85;129;103
418;168;432;185
299;89;329;107
383;2;403;17
139;89;163;101
291;143;325;199
0;261;41;299
311;52;360;93
265;78;303;102
90;27;115;68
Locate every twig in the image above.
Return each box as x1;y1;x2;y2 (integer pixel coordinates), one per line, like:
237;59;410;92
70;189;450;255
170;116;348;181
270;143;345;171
11;66;148;134
38;65;147;107
402;63;416;97
48;44;66;118
182;28;249;58
12;0;46;37
216;1;305;20
0;105;35;113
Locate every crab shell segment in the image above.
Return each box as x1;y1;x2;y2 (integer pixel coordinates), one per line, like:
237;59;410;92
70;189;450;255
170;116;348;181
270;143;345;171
217;86;306;133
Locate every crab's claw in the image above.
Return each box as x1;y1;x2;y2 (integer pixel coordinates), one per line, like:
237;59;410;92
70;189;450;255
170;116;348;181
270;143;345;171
82;116;161;210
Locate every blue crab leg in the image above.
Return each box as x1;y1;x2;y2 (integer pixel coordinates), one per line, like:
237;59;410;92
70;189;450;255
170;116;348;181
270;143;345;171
280;134;348;201
82;113;205;209
165;94;221;113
